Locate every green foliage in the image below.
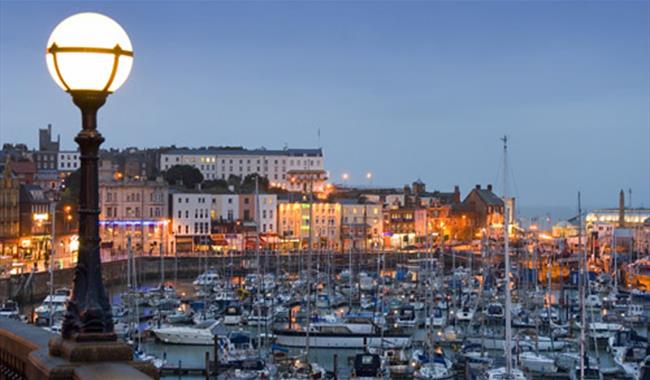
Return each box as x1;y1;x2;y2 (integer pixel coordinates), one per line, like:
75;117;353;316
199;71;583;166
162;165;204;189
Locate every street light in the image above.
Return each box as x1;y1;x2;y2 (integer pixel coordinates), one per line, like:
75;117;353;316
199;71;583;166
46;12;133;339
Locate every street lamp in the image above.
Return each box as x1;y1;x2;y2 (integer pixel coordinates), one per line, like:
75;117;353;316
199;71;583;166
46;12;133;340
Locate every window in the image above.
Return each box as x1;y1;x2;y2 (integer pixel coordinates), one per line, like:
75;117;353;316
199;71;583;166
185;225;189;234
244;198;249;205
185;210;189;218
262;210;267;218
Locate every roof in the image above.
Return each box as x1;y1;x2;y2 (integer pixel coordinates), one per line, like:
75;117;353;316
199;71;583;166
472;189;504;207
20;184;48;203
9;160;36;175
161;147;323;157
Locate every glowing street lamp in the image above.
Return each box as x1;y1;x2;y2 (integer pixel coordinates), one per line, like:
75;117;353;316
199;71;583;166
46;12;133;339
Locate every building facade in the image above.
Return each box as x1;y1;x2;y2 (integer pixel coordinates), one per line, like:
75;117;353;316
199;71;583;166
0;163;20;257
170;192;211;253
340;201;383;250
98;179;169;255
278;201;341;250
159;148;324;187
57;151;80;172
18;184;51;262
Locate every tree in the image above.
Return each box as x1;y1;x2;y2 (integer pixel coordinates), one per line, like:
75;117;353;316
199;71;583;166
59;168;81;206
241;173;269;193
162;165;204;189
204;179;230;192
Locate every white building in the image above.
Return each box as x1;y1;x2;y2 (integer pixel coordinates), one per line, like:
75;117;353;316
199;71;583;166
210;193;240;223
57;151;80;172
257;194;277;234
160;148;324;187
171;192;211;252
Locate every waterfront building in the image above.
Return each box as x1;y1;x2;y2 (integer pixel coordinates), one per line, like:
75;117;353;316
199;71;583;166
339;199;383;250
460;184;507;232
159;147;324;187
278;199;341;250
170;191;211;253
383;208;419;249
0;162;20;257
98;179;169;256
586;208;650;228
18;184;51;262
257;194;278;234
210;193;240;222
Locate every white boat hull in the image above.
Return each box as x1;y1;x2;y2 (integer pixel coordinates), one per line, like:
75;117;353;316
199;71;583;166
274;332;411;349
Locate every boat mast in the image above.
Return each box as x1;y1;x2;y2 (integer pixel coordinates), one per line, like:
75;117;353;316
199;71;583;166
502;135;513;377
305;174;313;357
578;192;585;380
255;176;262;349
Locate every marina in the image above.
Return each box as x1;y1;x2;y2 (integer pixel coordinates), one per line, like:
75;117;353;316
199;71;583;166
4;239;650;380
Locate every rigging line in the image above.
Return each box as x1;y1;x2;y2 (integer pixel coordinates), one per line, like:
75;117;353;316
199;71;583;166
494;148;504;196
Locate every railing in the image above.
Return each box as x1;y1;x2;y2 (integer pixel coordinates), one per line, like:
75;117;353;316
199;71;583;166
0;318;50;379
0;318;156;380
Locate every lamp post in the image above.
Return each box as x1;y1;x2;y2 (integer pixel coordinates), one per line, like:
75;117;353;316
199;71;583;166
46;12;133;340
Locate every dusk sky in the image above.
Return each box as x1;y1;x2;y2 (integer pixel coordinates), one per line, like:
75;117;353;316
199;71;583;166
1;1;648;216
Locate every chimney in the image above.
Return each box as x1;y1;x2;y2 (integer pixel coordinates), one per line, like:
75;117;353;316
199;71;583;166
453;185;460;204
475;184;481;190
487;184;493;192
619;189;625;228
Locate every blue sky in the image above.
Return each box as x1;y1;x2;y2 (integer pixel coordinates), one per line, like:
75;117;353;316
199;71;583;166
1;1;648;215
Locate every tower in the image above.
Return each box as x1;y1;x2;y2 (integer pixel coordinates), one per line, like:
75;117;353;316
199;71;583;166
618;189;625;228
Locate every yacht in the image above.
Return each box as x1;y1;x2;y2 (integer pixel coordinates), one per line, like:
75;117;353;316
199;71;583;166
427;307;446;328
247;305;274;326
412;349;454;380
608;328;647;358
0;300;20;319
223;330;258;364
485;303;504;319
384;348;412;377
34;289;69;325
273;321;411;348
584;322;624;340
359;273;376;292
455;306;474;322
484;367;527;380
614;345;647;379
223;304;246;325
351;352;385;380
152;319;222;345
518;351;556;374
193;270;221;289
396;304;417;328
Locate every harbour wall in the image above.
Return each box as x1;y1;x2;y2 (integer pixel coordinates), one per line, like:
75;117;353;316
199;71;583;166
1;251;479;304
